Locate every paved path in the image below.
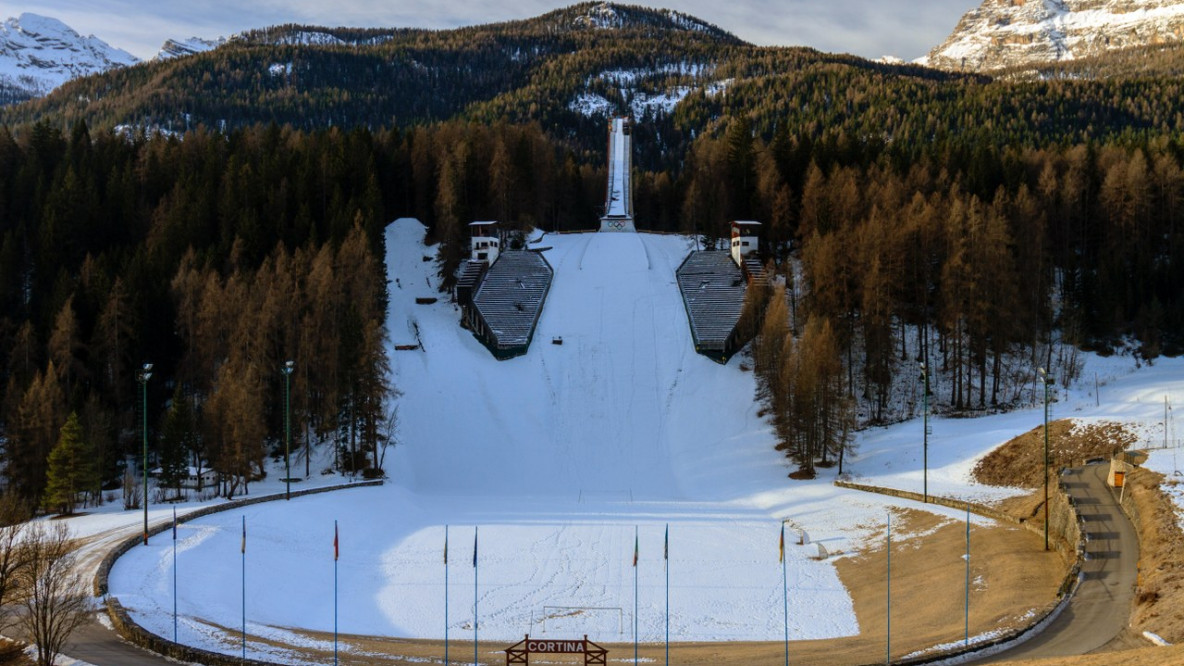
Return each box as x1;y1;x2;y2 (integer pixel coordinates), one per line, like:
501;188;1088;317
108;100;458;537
62;516;184;666
66;616;181;666
976;462;1139;662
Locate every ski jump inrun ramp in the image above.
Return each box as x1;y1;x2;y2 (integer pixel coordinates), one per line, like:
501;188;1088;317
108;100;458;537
600;117;635;232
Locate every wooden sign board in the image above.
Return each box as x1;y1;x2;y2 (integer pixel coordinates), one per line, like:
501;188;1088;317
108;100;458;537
506;634;607;665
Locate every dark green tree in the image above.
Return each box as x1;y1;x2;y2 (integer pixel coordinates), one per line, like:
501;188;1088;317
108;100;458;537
159;387;198;497
43;413;95;515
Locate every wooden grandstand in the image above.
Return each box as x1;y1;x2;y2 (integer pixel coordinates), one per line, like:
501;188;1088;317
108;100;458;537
461;251;554;359
676;250;749;362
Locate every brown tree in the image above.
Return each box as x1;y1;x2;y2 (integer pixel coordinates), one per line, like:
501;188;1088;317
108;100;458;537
46;297;85;402
9;366;66;500
18;522;91;666
0;493;30;633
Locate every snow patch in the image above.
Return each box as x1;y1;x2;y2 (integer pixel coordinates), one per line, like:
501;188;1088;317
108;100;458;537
568;92;614;116
568;64;725;118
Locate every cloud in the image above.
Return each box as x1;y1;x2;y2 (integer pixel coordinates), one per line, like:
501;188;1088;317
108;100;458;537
690;0;974;60
8;0;978;62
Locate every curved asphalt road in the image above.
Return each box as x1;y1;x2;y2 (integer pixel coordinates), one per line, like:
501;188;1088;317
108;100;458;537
65;616;180;665
59;516;184;666
976;462;1140;663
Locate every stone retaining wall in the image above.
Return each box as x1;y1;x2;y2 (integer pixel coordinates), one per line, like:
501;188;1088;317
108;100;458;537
105;597;278;666
96;479;383;665
834;477;1084;665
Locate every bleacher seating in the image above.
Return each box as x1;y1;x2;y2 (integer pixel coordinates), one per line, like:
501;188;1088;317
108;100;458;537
469;251;553;357
676;251;747;361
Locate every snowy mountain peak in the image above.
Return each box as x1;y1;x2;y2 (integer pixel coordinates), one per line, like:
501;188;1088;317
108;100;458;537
1;12;138;101
11;12;77;40
925;0;1184;72
154;36;226;61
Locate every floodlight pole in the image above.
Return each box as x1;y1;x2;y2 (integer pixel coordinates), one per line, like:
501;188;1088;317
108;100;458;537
921;364;930;503
282;361;294;500
138;363;153;546
1039;367;1053;552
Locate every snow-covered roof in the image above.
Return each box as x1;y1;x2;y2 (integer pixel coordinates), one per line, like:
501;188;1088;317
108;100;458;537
676;250;747;351
472;250;553;350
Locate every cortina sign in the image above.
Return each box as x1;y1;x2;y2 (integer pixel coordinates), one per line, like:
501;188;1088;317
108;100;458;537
525;639;584;653
505;634;607;665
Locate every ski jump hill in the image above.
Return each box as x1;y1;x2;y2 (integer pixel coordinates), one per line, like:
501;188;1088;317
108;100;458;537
600;117;634;232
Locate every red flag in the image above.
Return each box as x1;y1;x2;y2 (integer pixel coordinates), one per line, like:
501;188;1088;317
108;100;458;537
172;507;177;541
633;529;639;567
334;521;339;561
241;517;246;554
779;523;785;564
444;526;448;565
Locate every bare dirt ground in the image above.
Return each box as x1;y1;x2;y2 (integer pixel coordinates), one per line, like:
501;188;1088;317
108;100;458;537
263;508;1064;665
973;420;1137;489
0;637;32;665
1120;465;1184;647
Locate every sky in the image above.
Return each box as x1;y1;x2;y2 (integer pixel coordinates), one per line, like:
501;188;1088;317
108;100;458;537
2;0;980;62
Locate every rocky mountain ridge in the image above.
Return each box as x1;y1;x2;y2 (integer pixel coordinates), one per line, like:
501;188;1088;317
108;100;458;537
924;0;1184;72
154;37;226;61
1;2;737;108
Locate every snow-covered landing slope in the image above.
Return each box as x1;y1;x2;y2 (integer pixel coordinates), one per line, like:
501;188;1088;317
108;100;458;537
389;222;778;501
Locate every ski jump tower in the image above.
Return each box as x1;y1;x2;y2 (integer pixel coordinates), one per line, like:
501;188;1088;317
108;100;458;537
599;117;635;232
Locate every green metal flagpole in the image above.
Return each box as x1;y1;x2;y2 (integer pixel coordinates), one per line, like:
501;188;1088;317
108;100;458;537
922;364;930;503
445;525;449;665
664;523;669;666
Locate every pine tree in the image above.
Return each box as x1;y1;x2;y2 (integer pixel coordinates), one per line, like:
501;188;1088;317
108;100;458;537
44;413;95;515
159;386;197;497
